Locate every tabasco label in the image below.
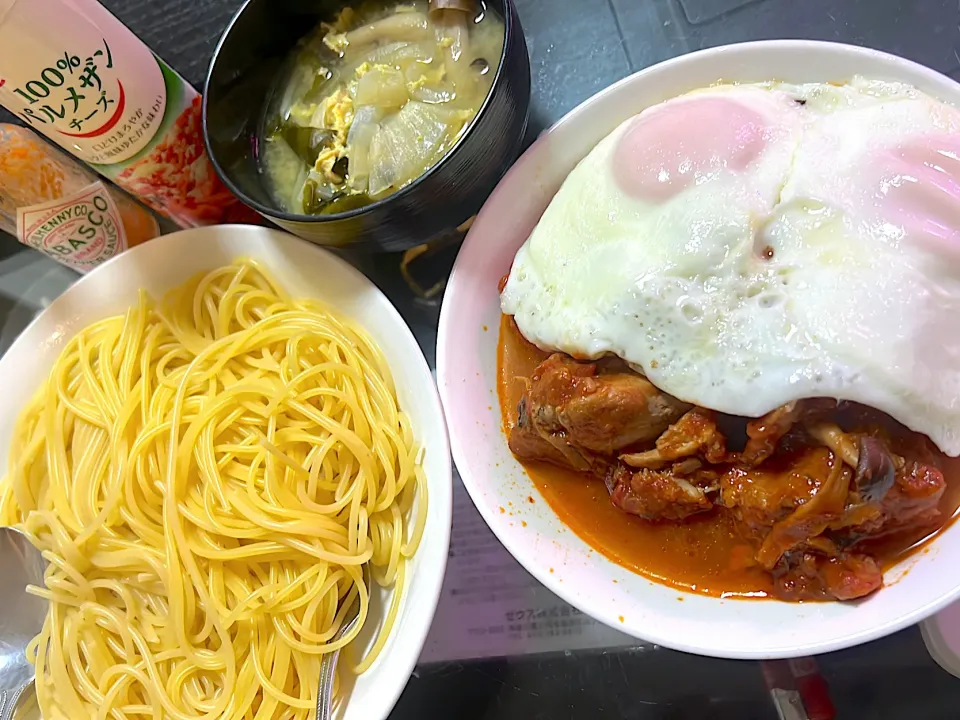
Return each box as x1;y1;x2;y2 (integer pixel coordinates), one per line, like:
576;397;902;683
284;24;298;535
17;181;128;272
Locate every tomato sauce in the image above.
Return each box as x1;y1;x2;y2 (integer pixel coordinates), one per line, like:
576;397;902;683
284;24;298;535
497;314;960;599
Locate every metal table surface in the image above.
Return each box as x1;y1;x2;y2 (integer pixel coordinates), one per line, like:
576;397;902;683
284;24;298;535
2;0;960;718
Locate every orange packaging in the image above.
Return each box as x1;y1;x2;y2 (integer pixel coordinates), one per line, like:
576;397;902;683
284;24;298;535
0;123;159;272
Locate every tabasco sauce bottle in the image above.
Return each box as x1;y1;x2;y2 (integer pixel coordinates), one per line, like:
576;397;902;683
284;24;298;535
0;123;160;271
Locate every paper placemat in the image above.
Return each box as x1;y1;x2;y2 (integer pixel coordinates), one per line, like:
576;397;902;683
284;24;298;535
420;470;643;663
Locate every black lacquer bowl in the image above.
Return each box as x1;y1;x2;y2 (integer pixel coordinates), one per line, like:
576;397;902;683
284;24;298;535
203;0;531;252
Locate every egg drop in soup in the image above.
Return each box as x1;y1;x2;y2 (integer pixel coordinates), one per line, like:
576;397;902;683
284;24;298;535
263;0;504;216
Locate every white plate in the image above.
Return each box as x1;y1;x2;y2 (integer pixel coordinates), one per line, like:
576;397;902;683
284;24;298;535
437;40;960;659
0;225;451;719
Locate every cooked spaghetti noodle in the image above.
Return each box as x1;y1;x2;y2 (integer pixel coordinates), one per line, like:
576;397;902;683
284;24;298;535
0;259;426;720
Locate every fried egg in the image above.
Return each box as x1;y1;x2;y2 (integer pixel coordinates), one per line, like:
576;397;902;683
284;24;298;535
500;78;960;455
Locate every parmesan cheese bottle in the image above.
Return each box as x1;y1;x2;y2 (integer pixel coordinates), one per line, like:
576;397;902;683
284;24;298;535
0;0;257;228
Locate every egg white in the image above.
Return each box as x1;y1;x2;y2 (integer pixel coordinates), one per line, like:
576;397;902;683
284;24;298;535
501;78;960;455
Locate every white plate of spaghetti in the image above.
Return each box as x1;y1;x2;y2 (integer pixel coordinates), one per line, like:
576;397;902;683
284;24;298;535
0;225;451;720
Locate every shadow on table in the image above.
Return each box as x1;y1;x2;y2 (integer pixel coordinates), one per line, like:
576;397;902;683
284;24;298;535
391;627;960;720
393;647;776;720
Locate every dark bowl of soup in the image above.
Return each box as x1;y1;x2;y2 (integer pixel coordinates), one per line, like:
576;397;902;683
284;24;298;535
203;0;530;252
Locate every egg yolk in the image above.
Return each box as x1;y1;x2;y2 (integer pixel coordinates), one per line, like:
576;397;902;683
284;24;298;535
870;136;960;261
613;96;770;203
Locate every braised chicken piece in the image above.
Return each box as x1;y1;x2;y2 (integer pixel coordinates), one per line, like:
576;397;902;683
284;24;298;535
620;408;728;469
753;450;851;570
846;455;946;542
719;424;945;598
742;399;843;465
527;354;691;453
807;421;946;541
773;548;883;601
719;445;832;540
504;344;952;603
606;463;717;521
508;354;689;468
509;395;596;471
